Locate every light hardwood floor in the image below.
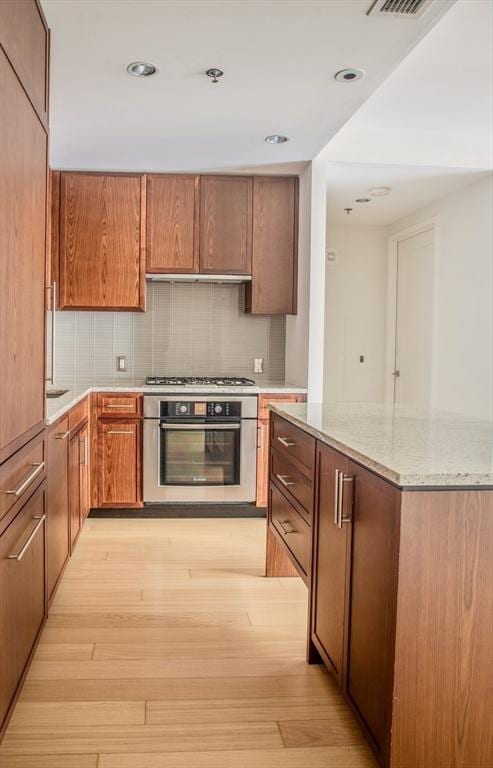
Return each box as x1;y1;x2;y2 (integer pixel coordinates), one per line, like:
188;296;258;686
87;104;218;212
0;518;377;767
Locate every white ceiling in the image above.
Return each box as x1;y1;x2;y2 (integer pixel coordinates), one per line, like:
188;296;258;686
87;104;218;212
41;0;453;172
324;0;493;169
326;162;490;225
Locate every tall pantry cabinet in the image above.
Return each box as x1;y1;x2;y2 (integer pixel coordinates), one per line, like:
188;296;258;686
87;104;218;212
0;0;50;738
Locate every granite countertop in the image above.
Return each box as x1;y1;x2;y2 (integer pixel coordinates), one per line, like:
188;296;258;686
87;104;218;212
269;401;493;489
45;382;307;426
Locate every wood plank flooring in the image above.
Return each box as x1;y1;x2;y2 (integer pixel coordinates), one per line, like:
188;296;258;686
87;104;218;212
0;518;377;767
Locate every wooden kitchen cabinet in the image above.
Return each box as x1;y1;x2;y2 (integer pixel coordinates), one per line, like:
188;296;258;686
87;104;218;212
58;172;146;311
79;424;90;523
0;481;46;736
311;442;351;686
344;459;400;762
46;417;70;600
69;429;81;550
97;419;142;508
146;174;199;273
199;175;253;274
246;176;298;315
0;44;47;463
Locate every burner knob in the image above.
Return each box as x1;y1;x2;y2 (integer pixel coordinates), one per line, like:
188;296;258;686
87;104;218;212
179;404;188;414
214;404;223;414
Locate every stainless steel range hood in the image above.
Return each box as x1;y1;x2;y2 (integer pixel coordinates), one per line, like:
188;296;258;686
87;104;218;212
146;274;251;284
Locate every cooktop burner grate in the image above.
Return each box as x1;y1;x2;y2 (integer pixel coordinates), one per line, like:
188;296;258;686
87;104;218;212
145;376;256;387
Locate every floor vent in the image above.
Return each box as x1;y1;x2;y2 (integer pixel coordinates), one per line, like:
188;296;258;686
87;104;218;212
367;0;433;17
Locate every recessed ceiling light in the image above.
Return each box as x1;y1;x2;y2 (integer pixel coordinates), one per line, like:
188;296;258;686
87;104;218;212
355;198;371;203
335;68;365;83
265;135;289;144
369;186;392;197
127;61;159;77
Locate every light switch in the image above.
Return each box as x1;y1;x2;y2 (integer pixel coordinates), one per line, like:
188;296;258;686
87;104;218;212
254;358;264;374
117;355;127;372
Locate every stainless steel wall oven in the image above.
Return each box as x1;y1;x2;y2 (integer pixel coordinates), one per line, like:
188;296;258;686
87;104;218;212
143;395;257;503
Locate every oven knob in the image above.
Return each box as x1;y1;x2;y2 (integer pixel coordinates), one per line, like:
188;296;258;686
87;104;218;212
179;404;188;414
214;404;223;414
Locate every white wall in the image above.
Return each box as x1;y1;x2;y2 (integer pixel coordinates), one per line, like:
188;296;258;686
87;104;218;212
323;222;388;403
388;174;493;419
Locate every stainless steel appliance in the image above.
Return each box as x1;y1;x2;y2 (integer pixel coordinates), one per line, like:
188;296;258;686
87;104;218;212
143;395;257;503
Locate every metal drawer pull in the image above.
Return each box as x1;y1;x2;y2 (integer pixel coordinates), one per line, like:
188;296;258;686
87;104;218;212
160;423;240;431
278;519;296;535
334;469;340;525
337;473;354;528
8;514;46;561
107;430;134;435
276;474;295;488
5;462;45;497
106;404;135;409
277;436;295;448
55;430;70;440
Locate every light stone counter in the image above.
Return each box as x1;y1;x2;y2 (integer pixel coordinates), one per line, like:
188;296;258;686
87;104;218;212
45;382;307;426
270;401;493;488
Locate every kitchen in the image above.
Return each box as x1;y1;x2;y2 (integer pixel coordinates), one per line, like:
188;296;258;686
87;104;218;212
1;1;492;767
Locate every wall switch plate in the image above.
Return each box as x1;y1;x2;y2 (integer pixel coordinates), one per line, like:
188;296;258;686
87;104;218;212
254;358;264;374
116;355;127;372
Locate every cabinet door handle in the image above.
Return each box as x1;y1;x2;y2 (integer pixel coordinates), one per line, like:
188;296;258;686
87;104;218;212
276;474;295;488
107;430;134;435
278;519;295;535
55;430;70;440
8;514;46;561
334;469;340;525
338;474;354;528
106;404;134;409
5;462;45;497
277;436;295;448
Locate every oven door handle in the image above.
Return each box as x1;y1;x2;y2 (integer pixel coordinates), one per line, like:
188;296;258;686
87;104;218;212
159;423;241;430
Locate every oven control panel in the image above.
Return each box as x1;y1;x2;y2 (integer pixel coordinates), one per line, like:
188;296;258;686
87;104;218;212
160;401;242;419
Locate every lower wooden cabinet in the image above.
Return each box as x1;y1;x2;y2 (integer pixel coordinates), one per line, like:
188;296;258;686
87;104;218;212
46;417;70;599
97;419;142;507
69;429;81;550
0;480;46;735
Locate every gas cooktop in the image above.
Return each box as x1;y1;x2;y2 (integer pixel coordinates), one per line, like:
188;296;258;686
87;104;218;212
145;376;256;387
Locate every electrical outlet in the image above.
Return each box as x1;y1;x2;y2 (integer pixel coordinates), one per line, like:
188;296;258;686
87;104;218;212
116;355;127;372
254;358;264;374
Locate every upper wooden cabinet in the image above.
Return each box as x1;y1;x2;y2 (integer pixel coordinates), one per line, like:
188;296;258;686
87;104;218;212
246;176;298;315
199;175;253;274
58;172;146;311
0;0;49;127
146;174;199;273
0;45;47;462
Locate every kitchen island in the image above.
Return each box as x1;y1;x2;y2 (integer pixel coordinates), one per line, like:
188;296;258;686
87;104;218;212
267;402;493;768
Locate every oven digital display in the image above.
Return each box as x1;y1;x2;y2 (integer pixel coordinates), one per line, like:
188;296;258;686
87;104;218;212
194;402;207;416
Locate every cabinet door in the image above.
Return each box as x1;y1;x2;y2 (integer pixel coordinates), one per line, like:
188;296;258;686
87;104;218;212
47;419;70;599
345;460;400;762
246;176;298;315
0;47;47;462
199;176;252;274
0;0;49;127
311;443;350;685
79;424;90;522
97;420;142;507
147;174;199;273
69;432;81;551
59;172;146;310
0;482;46;731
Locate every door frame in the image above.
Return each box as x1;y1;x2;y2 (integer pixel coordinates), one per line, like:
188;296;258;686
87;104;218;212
384;218;438;406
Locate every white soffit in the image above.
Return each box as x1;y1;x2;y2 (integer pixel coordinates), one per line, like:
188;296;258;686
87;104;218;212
323;0;493;170
41;0;452;171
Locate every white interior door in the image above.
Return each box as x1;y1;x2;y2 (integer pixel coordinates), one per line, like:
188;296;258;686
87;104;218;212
393;227;434;406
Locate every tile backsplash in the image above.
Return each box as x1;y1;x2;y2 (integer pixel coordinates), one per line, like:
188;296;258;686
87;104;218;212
50;282;286;388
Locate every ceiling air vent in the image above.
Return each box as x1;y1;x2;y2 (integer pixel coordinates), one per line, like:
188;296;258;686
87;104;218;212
367;0;433;17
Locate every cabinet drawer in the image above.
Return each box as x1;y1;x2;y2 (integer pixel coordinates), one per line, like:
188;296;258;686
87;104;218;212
0;481;46;731
270;482;310;578
98;394;142;417
271;448;313;522
0;431;45;525
271;415;315;476
69;397;88;433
